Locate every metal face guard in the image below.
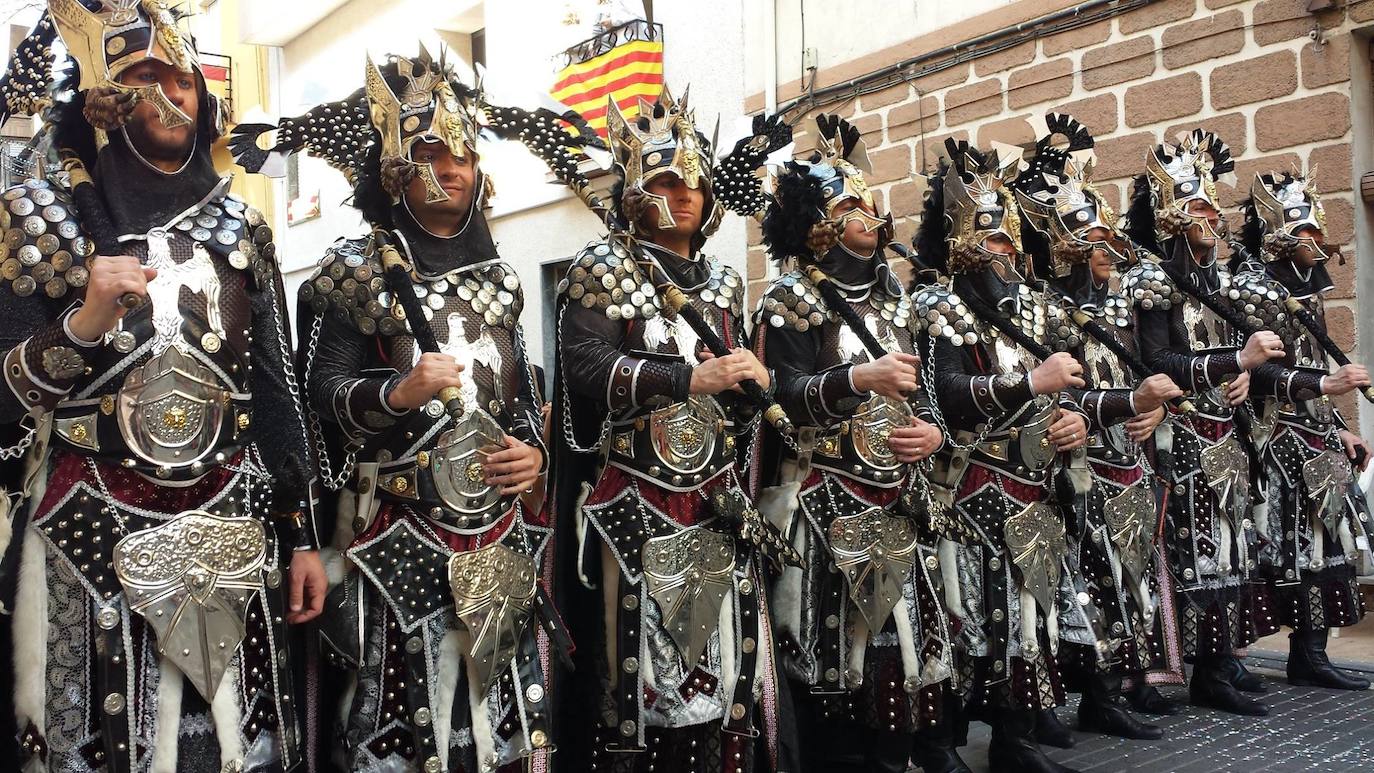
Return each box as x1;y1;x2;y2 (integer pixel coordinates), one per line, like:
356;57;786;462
641;526;736;668
1003;501;1067;613
413;160;450;203
114;511;267;701
828;507;919;631
110;80;193;130
634;182;678;231
448;543;538;694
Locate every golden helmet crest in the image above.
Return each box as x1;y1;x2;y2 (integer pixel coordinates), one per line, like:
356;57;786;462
942;138;1023;275
49;0;199;129
1013;113;1124;277
1250;170;1328;262
364;44;480;204
1144;129;1234;241
605;86;721;235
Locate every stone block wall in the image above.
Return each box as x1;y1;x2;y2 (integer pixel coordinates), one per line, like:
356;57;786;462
745;0;1373;419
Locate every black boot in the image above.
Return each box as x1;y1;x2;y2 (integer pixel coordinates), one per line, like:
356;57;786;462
1288;629;1372;691
911;721;972;773
1033;708;1075;749
1190;657;1268;716
1218;654;1267;693
989;708;1080;773
1077;672;1164;740
868;728;917;773
1124;683;1183;716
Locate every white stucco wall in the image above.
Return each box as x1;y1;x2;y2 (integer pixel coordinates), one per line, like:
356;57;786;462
262;0;750;377
741;0;1017;98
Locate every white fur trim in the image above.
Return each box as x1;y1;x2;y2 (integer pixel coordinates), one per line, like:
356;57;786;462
889;597;922;686
210;665;245;769
846;615;869;686
938;539;964;619
12;531;48;733
433;630;464;763
466;659;496;773
151;657;185;773
719;587;737;703
0;491;13;565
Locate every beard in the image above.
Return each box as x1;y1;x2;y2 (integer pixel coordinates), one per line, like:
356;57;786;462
123;113;196;169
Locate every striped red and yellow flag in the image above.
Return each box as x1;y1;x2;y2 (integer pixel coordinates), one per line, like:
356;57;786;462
552;20;663;137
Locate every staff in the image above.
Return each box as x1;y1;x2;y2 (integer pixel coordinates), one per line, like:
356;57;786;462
59;152;143;310
1034;280;1195;413
483;103;795;438
372;228;466;421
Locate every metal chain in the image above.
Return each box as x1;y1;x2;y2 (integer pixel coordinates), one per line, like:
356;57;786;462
921;333;997;452
303;312;356;490
0;420;36;461
267;271;320;473
556;304;613;454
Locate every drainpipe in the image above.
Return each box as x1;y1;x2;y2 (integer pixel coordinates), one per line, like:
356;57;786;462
764;0;778;114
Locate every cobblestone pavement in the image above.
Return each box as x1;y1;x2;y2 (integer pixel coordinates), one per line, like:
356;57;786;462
948;658;1374;772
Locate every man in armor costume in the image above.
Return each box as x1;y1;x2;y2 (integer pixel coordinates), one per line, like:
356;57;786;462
552;88;790;772
0;3;326;771
753;115;964;773
1009;114;1186;741
233;47;557;772
1122;130;1293;717
1235;170;1372;690
909;138;1092;773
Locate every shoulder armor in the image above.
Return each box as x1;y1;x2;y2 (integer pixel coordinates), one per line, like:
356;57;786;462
558;240;661;321
1097;293;1133;329
1121;259;1182;312
172;191;273;288
756;270;830;333
298;238;401;335
910;282;979;346
706;258;746;321
0;179;93;301
449;260;525;331
1224;267;1289;334
870;269;916;331
1040;293;1083;353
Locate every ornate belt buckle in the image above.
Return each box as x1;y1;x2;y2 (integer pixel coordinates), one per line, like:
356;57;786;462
641;526;736;667
430;408;507;518
1002;501;1066;612
113;511;267;701
828;507;918;631
1102;483;1153;586
851;396;912;471
448;543;537;693
648;396;723;475
116;346;227;473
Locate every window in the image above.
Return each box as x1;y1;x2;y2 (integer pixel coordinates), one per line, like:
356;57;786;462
471;28;485;72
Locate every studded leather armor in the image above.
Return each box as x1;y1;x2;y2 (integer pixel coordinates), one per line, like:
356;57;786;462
301;235;544;528
757;267;924;488
559;240;749;491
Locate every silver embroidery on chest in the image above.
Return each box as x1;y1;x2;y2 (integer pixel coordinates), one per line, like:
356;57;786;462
143;235;225;355
428;312;502;412
642;312;703;364
838;314;899;364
